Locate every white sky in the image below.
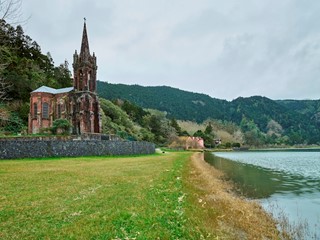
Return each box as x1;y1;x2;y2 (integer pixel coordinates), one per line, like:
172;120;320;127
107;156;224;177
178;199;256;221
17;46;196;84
20;0;320;100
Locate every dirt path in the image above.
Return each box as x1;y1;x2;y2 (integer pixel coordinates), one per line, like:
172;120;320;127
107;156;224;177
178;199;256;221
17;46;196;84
188;152;280;239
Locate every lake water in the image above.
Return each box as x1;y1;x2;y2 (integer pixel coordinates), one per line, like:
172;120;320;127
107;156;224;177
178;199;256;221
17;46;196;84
205;150;320;238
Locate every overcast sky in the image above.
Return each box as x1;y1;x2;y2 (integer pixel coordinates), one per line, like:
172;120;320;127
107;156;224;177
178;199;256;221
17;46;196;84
20;0;320;100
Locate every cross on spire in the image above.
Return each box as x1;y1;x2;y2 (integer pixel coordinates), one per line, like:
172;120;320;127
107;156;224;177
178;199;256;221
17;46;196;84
80;18;90;59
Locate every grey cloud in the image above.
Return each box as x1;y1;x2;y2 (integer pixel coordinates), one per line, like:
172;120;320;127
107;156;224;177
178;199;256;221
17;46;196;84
20;0;320;100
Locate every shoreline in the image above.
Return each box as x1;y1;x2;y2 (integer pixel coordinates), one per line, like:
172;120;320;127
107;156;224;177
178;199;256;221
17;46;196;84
188;152;280;239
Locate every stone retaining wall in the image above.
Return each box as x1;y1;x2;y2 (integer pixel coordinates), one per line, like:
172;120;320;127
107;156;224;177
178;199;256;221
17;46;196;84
0;139;155;159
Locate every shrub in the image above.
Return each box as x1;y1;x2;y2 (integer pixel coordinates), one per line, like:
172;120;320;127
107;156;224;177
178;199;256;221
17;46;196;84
51;119;71;135
232;142;241;148
3;113;25;134
225;142;232;148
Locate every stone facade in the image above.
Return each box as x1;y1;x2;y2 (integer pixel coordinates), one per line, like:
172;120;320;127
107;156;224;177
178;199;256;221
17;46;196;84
0;138;155;159
28;21;101;135
28;87;73;134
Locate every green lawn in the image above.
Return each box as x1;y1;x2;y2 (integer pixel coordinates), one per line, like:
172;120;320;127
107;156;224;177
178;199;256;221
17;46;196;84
0;152;207;239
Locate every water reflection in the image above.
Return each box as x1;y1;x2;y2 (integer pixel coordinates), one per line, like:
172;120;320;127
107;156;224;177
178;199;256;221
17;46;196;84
204;151;320;238
204;152;320;199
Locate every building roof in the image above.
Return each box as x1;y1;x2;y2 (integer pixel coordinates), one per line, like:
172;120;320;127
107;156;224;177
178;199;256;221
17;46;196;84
32;86;74;94
55;87;74;94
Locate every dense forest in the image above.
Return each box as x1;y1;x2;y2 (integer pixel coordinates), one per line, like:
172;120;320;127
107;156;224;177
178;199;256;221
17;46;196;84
97;82;230;123
2;16;320;147
98;82;320;145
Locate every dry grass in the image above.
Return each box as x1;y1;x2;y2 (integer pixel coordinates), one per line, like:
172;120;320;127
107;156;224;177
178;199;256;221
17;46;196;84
178;120;244;144
178;120;206;135
185;152;280;239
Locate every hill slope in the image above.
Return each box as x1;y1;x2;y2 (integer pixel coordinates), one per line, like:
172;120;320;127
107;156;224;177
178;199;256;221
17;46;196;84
98;82;229;122
276;99;320;118
97;81;320;144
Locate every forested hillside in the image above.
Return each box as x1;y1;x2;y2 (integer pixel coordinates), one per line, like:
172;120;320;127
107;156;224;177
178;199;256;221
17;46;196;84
0;19;72;133
97;82;229;122
277;99;320;118
230;97;320;145
98;81;320;145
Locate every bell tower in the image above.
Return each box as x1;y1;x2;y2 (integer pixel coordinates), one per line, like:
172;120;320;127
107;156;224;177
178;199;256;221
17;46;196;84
71;19;101;134
73;18;97;92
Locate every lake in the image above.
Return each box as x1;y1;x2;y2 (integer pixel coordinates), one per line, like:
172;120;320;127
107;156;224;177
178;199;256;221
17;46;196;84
205;150;320;239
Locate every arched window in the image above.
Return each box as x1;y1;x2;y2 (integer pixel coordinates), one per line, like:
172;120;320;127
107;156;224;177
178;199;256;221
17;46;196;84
88;71;91;91
61;102;65;112
79;70;83;90
33;103;38;118
57;104;61;118
42;102;49;119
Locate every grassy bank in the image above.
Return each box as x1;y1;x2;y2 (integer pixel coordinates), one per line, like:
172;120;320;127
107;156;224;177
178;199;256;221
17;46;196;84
186;153;280;239
0;152;280;239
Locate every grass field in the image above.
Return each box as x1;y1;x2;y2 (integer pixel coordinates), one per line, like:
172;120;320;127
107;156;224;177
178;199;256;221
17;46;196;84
0;152;211;239
0;152;281;239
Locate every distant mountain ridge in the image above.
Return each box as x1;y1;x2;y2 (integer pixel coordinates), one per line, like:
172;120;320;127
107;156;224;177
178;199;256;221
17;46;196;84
97;81;320;144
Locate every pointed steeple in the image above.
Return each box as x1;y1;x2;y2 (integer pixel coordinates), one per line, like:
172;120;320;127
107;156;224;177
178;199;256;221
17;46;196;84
80;18;90;59
73;19;97;92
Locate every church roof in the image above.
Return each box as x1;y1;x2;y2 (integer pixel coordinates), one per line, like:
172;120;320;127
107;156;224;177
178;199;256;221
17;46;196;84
32;86;74;94
55;87;74;94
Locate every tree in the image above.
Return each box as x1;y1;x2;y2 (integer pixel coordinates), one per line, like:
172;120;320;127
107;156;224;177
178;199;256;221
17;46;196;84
0;0;24;24
204;122;213;135
0;46;12;126
0;75;11;102
99;98;138;139
193;130;205;138
143;113;176;145
0;104;10;130
240;117;267;146
0;44;12;102
266;119;283;137
120;100;149;125
194;129;214;148
53;60;72;88
170;118;182;135
3;111;24;134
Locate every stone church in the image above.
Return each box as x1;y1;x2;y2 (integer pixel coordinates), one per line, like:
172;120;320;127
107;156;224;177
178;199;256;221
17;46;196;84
28;21;101;134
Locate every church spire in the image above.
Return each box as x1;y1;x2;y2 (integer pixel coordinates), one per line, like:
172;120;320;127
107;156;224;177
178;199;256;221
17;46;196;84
80;18;90;59
73;19;97;93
